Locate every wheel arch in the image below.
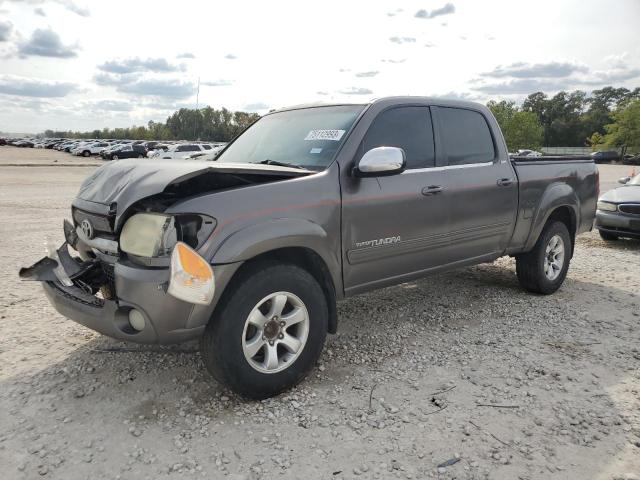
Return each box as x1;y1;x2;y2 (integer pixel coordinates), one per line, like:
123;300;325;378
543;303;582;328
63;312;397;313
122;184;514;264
209;219;342;334
524;183;579;254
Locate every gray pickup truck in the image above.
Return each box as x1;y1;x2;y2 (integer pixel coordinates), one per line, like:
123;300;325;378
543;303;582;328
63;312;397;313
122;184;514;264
21;97;598;399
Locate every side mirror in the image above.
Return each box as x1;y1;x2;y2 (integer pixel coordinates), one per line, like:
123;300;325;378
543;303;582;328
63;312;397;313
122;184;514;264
618;176;631;184
353;146;406;178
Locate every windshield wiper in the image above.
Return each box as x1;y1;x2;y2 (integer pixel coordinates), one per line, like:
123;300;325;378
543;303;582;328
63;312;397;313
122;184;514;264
257;159;305;169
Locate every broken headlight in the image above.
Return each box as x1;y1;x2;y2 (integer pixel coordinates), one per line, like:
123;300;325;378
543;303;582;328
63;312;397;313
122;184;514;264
120;213;216;260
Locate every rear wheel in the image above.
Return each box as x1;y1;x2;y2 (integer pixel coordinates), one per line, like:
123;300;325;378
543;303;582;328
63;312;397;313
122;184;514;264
83;150;90;157
112;154;119;160
599;230;619;241
201;263;328;399
516;221;571;295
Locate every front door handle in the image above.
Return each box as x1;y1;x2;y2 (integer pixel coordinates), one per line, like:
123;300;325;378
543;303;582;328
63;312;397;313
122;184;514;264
497;178;514;187
422;185;443;196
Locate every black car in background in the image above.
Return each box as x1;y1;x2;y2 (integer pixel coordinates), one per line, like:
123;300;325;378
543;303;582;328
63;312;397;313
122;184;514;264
0;138;7;146
106;144;147;160
591;150;620;164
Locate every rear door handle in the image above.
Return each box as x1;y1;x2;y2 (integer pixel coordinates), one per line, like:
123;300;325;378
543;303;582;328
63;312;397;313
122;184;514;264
497;178;514;187
421;185;443;196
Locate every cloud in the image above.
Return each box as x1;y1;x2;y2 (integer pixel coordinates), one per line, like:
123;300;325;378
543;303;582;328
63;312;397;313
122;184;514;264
0;74;79;97
355;71;379;78
176;52;195;59
480;61;588;79
98;57;185;74
93;72;137;87
94;70;196;99
472;78;572;94
424;42;436;48
225;53;237;60
316;91;329;96
244;102;269;111
339;87;373;95
415;3;455;19
117;78;195;99
1;0;90;16
473;55;640;94
87;99;133;112
436;91;479;101
389;36;416;44
18;28;79;58
382;58;406;64
201;79;234;87
33;6;45;15
0;20;11;41
56;0;89;16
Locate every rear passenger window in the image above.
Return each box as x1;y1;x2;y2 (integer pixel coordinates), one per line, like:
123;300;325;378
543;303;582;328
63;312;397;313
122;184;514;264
363;106;435;169
439;108;495;165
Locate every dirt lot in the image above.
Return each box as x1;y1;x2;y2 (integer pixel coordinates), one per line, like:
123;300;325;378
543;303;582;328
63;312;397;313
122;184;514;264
0;147;638;480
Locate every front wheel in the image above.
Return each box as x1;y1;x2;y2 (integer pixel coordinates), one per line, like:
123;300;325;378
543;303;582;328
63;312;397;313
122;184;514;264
83;150;90;157
201;263;328;399
112;155;118;160
516;221;572;295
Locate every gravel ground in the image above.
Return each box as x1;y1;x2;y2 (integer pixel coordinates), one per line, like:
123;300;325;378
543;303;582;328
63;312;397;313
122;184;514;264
0;147;639;480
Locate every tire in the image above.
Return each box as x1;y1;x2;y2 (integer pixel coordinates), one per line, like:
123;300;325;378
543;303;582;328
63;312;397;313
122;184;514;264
599;230;619;241
137;154;143;158
112;155;118;160
516;221;572;295
83;150;90;157
201;263;328;399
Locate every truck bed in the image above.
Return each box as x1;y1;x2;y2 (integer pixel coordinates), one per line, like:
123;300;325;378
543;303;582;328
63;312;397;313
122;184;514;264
507;156;598;254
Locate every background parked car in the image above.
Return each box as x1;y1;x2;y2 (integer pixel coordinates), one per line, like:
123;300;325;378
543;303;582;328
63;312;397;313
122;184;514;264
158;143;212;159
515;149;543;157
106;144;147;160
595;173;640;240
72;142;110;157
591;150;620;163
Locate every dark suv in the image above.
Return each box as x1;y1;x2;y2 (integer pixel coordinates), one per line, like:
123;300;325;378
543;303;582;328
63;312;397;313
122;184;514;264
107;144;147;160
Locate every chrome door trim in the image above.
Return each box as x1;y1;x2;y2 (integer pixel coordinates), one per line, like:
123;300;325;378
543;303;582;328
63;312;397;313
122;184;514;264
401;161;494;174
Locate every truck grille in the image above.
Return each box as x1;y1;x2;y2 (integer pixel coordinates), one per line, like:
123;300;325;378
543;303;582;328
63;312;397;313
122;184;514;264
72;208;114;233
619;204;640;215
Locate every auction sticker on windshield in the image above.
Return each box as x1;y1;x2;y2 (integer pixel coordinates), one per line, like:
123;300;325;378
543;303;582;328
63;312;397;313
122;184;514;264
304;129;345;141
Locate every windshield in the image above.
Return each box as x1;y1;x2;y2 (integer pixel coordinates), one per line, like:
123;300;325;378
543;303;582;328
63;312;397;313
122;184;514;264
216;105;365;170
629;174;640;185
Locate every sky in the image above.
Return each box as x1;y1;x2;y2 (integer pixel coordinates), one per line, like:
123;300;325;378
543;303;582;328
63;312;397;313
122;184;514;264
0;0;639;133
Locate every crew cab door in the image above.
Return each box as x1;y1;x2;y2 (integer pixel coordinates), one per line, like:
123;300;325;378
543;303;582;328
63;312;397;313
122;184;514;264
341;106;449;294
432;106;518;261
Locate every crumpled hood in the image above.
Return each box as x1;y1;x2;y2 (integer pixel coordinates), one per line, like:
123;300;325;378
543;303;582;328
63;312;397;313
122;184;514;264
75;159;313;225
600;185;640;203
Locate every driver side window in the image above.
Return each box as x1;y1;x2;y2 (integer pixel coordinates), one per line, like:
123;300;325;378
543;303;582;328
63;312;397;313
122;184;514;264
362;106;435;169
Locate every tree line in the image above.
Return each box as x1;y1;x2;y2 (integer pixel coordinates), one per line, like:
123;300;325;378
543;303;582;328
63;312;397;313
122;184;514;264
43;86;639;153
488;86;640;152
44;107;260;142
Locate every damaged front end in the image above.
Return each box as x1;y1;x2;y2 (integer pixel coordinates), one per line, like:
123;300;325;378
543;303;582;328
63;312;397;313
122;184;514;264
19;159;313;344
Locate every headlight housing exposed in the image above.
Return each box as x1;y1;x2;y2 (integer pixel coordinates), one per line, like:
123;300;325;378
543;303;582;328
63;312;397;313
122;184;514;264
597;201;617;212
120;213;216;263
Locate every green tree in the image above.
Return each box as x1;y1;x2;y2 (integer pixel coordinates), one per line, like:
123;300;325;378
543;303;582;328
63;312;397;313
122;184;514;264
601;99;640;151
488;100;544;151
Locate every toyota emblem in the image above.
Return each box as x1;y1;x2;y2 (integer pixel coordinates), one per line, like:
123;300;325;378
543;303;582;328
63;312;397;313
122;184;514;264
80;219;94;239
